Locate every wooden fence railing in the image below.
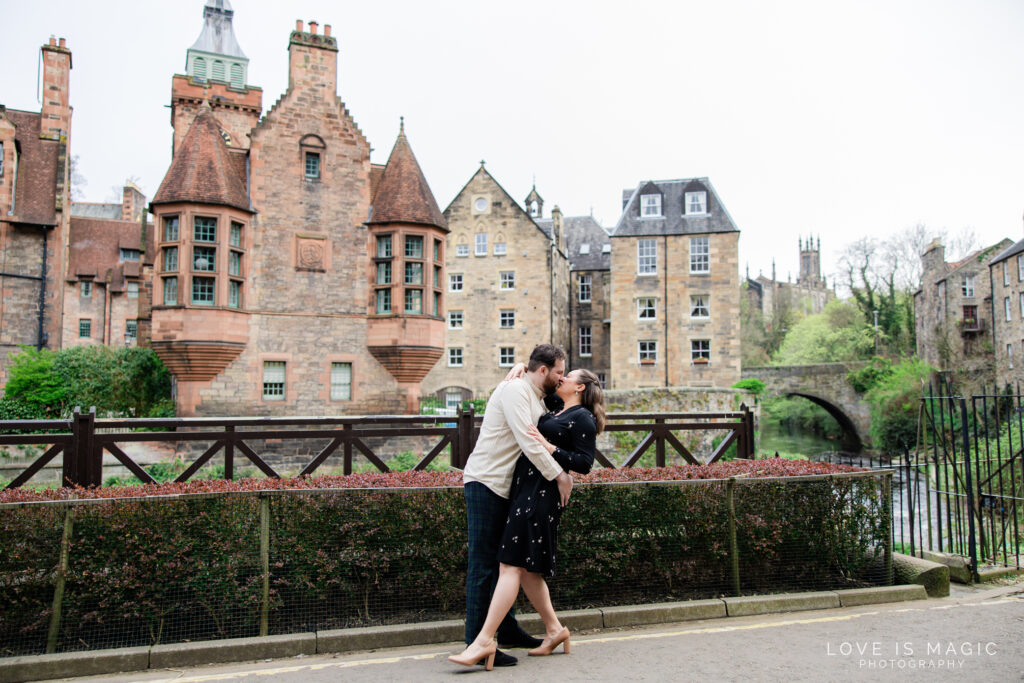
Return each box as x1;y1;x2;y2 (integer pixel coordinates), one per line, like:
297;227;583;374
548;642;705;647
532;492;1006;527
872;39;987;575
1;405;755;489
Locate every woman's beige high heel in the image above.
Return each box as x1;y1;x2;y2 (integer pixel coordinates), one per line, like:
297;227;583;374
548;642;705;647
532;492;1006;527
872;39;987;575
448;639;497;670
528;627;570;656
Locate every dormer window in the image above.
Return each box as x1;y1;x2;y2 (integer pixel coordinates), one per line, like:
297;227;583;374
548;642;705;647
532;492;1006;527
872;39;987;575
602;244;611;254
305;152;320;179
685;191;707;215
119;248;141;262
579;244;590;255
641;194;661;217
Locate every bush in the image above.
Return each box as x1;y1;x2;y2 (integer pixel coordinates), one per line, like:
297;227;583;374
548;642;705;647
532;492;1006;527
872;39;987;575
865;358;933;454
847;357;894;394
0;396;47;422
731;378;766;396
0;460;887;656
3;348;66;417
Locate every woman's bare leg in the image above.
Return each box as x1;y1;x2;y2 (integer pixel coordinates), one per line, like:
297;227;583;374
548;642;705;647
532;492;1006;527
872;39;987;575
469;563;524;646
520;571;563;637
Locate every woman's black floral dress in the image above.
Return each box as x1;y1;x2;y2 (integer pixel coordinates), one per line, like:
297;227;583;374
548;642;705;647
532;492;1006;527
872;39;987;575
497;405;596;577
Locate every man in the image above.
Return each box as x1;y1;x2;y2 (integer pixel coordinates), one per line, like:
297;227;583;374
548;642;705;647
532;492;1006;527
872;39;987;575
462;344;573;667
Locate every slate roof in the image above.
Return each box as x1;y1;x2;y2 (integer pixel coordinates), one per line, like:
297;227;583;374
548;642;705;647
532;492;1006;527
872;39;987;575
535;215;611;271
5;108;60;226
71;203;122;219
151;107;251;212
67;217;154;283
613;177;738;237
988;238;1024;267
367;129;447;231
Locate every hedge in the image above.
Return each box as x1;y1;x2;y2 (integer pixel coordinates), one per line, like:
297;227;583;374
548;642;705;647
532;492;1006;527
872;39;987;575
0;460;890;656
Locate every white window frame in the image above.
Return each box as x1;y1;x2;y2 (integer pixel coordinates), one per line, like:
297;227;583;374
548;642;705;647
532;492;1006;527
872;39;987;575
445;390;463;414
448;347;463;367
448;311;463;329
637;239;657;275
126;281;139;299
579;244;590;255
262;361;286;401
493;242;507;256
499;271;515;290
125;319;138;341
685;191;707;215
637;297;657;320
638;340;658;363
499;309;515;328
640;194;661;217
1004;261;1010;287
475;233;488;256
1005;296;1012;322
1018;254;1024;282
1009;344;1014;370
578;326;592;357
78;319;91;338
449;273;463;292
690;294;710;319
456;244;469;257
578;274;592;303
962;275;975;298
330;362;352;401
81;281;92;298
691;339;711;363
690;236;710;274
499;347;515;367
1019;292;1024;319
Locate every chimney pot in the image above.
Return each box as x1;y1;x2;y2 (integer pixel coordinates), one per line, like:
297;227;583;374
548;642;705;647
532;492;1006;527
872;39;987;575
324;24;332;36
295;19;303;31
58;37;66;48
309;21;318;34
48;36;57;46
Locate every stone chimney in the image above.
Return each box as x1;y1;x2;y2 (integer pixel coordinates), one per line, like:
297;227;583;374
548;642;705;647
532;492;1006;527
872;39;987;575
551;205;564;252
921;238;945;276
122;181;146;223
288;19;339;98
40;37;72;140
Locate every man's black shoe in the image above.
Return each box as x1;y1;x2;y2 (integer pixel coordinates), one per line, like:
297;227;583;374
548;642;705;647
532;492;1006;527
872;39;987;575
480;649;517;667
497;629;544;649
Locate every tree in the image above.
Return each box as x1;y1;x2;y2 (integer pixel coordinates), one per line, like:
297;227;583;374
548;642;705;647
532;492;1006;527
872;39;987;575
2;348;66;417
773;300;874;365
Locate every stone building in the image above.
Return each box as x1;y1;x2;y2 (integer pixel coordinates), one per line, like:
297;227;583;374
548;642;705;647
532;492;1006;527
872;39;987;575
421;168;570;405
0;37;73;385
63;183;153;349
746;237;834;322
914;238;1010;379
146;4;447;416
535;202;611;386
987;235;1024;389
610;178;740;388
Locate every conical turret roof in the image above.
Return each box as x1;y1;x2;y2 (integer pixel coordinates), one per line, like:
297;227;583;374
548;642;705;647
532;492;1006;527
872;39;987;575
152;106;251;212
367;122;447;231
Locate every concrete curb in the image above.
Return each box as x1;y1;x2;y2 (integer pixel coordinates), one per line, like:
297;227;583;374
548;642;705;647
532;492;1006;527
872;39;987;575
0;585;935;682
978;565;1024;582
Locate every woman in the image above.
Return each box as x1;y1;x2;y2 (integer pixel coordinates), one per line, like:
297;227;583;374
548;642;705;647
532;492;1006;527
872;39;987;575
449;368;606;670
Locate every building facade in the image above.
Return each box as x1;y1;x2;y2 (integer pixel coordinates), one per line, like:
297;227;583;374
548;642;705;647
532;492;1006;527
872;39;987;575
987;236;1024;388
746;237;834;322
0;37;73;385
610;178;741;388
914;238;1010;380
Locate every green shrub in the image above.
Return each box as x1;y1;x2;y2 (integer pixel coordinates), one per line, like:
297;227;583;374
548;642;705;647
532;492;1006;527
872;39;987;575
0;396;48;422
3;348;66;417
847;357;894;393
731;378;766;396
865;358;933;453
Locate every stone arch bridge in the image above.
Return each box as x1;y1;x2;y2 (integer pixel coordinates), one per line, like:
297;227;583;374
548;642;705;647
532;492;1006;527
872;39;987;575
742;362;870;452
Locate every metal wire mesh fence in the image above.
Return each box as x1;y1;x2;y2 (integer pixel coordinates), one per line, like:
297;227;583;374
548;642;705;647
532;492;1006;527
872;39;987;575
0;472;891;657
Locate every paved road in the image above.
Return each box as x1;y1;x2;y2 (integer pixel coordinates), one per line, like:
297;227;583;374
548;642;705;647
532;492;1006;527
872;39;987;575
71;584;1024;682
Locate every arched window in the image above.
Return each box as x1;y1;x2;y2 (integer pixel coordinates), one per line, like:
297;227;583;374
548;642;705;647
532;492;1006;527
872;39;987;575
212;60;225;82
230;63;243;88
299;134;327;181
193;57;207;81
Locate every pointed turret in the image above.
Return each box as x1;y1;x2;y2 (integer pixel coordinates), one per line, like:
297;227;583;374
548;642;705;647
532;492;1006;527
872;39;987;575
366;120;447;230
152;105;250;212
525;185;544;218
365;121;447;413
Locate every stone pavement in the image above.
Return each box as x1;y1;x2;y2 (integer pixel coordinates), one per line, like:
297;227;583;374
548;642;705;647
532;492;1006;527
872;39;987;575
57;582;1024;683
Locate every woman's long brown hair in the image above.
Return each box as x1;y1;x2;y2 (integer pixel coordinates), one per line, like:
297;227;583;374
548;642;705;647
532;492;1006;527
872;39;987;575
575;369;606;434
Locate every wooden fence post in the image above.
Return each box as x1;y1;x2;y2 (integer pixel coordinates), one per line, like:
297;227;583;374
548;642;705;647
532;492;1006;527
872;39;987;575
259;495;270;637
727;478;741;596
225;425;235;480
66;407;98;488
655;418;666;467
46;504;75;653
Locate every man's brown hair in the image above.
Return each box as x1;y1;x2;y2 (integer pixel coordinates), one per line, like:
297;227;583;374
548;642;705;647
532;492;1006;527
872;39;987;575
527;344;567;372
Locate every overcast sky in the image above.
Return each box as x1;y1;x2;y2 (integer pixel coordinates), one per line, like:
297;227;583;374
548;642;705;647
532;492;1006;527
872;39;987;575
2;0;1022;286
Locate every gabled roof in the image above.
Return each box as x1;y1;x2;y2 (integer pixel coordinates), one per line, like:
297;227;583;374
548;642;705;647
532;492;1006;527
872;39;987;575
367;127;447;231
986;237;1024;267
5;108;60;226
67;216;154;282
444;164;552;242
613;177;739;238
151;106;251;212
536;215;611;271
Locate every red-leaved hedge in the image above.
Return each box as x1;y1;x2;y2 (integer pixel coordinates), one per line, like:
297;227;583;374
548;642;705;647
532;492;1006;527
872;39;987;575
0;460;887;657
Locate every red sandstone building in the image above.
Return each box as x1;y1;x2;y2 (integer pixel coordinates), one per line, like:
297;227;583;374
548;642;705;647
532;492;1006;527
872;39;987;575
148;3;447;416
